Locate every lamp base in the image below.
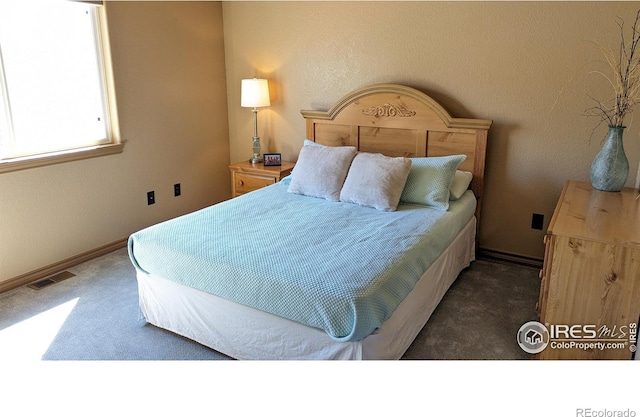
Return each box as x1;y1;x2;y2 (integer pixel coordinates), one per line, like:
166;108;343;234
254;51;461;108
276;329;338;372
250;135;262;164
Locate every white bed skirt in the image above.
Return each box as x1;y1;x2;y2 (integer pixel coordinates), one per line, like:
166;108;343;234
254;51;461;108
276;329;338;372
136;217;476;360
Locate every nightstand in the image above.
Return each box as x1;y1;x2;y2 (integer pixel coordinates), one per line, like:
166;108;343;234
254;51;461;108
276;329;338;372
229;160;294;197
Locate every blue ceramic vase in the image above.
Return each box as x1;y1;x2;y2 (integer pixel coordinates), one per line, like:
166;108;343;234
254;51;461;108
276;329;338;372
590;125;629;192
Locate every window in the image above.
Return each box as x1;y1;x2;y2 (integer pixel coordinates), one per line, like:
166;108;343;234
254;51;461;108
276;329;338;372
0;0;120;173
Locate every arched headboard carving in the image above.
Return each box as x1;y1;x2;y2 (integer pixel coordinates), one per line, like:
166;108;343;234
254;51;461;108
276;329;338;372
300;83;492;222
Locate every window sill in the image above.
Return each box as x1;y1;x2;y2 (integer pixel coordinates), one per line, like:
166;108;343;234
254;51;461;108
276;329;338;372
0;142;124;174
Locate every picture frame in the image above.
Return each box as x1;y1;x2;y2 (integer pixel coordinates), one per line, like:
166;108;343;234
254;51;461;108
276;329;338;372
263;153;282;166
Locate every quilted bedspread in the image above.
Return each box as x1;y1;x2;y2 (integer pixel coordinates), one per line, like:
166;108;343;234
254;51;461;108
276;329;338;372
128;181;476;342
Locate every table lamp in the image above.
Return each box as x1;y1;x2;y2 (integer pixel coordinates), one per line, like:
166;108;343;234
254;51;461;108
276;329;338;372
241;78;271;164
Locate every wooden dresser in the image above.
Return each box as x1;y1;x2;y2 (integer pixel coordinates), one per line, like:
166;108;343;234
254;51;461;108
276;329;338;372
229;160;294;197
537;181;640;359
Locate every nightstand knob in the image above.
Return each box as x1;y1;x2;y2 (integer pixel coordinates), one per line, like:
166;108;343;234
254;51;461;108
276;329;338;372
239;180;244;186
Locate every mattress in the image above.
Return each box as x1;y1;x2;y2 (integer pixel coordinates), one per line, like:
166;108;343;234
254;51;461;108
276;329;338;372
129;182;476;343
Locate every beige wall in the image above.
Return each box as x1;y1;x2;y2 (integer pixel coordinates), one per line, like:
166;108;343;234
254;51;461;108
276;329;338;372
3;1;639;286
223;1;640;260
0;2;230;285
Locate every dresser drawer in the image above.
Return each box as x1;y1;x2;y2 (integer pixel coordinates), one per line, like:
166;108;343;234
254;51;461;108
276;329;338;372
234;172;274;195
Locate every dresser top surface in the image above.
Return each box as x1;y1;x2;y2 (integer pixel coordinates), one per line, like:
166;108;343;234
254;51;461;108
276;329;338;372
548;181;640;246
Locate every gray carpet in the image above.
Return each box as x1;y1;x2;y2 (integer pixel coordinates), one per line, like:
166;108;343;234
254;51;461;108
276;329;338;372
0;248;540;360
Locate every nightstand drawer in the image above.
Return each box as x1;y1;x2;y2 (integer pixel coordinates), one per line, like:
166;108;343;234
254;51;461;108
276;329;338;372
234;172;275;194
229;160;295;198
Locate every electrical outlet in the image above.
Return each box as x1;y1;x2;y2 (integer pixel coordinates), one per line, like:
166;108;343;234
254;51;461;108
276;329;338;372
147;191;155;205
174;183;181;197
531;213;544;230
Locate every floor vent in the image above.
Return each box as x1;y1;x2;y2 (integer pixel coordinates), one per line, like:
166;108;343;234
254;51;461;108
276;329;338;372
28;271;76;290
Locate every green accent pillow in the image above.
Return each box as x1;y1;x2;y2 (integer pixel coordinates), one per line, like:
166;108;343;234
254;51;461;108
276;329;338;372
449;170;473;200
400;155;466;211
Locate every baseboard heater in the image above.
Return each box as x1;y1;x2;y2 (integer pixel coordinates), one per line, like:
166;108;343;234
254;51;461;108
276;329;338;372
27;271;76;290
477;248;543;269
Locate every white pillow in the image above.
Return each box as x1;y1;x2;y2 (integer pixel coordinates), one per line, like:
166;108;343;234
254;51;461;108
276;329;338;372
303;139;322;147
289;139;324;178
340;153;412;211
449;170;473;200
287;145;357;201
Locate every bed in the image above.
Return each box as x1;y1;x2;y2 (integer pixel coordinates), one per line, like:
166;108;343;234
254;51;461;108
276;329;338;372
128;83;492;359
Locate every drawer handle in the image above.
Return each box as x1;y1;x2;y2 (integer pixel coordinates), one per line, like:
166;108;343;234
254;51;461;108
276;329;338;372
239;180;244;186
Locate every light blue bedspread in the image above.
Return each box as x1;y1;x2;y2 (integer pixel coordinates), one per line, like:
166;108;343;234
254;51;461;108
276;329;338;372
128;182;476;342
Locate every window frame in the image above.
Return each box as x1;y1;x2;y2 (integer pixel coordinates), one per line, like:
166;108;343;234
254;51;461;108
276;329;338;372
0;2;122;174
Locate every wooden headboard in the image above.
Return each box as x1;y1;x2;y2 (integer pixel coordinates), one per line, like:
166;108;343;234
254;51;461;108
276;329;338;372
300;83;492;219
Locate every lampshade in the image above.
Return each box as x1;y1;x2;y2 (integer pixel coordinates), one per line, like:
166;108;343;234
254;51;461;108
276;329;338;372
241;78;270;108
